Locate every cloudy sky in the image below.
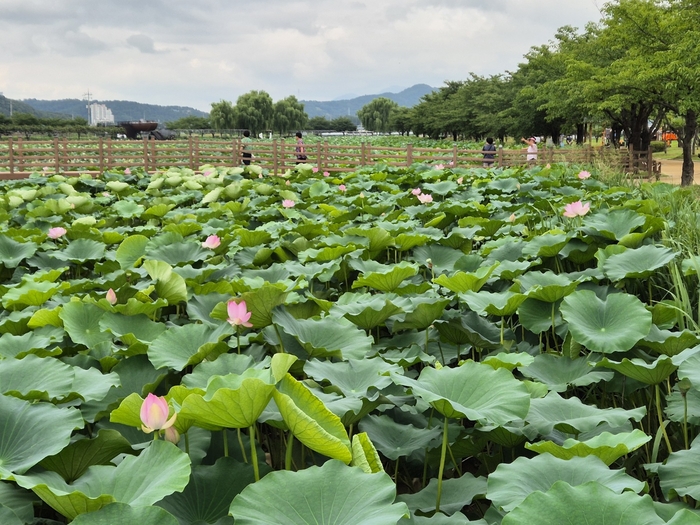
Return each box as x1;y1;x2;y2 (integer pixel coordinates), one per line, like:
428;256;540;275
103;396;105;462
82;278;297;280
1;0;605;111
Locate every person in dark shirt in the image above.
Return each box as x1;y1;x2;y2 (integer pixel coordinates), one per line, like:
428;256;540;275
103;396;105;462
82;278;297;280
482;137;496;167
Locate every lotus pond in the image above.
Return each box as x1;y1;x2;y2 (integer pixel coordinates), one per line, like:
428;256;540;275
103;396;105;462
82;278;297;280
1;162;700;525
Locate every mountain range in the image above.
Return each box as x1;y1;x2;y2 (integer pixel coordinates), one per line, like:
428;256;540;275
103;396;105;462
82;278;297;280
1;84;436;123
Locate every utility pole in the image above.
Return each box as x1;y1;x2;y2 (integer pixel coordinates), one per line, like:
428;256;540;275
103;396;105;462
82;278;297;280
83;90;92;124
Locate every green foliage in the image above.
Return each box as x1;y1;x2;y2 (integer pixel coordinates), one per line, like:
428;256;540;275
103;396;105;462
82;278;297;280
357;97;400;132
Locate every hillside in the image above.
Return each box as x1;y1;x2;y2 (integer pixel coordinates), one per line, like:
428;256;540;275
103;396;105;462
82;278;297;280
301;84;436;119
20;99;208;124
0;95;69;119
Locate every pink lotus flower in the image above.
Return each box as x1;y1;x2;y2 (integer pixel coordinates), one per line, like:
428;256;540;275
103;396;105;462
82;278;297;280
417;193;434;204
227;300;253;327
457;177;463;185
508;213;516;223
563;200;591;218
578;170;591;180
258;174;263;178
106;288;117;305
202;235;221;249
339;184;346;192
312;167;319;173
412;188;422;196
435;164;445;170
140;393;177;434
323;171;330;177
282;199;295;208
164;426;180;444
124;168;131;175
286;180;291;185
203;169;213;177
48;227;67;239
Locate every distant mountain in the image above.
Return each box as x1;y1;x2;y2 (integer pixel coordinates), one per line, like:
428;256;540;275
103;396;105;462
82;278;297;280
20;99;208;124
0;95;68;119
301;84;436;119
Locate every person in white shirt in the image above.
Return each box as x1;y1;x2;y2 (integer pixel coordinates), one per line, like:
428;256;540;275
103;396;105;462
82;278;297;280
521;136;538;165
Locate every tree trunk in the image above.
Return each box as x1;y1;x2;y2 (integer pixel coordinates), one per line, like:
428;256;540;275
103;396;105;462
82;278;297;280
576;123;585;144
681;109;697;187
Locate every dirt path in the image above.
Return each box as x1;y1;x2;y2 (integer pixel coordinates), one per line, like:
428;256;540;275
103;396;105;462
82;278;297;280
657;159;693;185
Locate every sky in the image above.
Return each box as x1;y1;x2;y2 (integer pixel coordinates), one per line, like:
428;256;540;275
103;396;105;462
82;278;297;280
1;0;606;112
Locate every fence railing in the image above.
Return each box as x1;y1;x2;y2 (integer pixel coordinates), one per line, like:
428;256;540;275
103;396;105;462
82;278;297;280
0;137;658;180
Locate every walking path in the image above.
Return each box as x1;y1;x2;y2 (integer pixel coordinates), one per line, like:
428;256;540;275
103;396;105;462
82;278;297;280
657;159;695;185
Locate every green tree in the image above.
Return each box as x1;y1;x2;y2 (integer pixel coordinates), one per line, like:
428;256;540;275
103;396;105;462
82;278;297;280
166;116;211;129
330;116;357;132
232;90;274;134
308;116;333;130
210;100;236;130
357;97;399;132
272;96;308;134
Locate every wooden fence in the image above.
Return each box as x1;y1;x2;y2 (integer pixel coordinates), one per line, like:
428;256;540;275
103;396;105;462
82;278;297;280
0;137;659;180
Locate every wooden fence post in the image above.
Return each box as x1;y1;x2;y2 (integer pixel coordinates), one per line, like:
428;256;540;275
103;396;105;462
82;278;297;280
188;136;194;169
99;137;104;174
143;138;149;172
452;145;458;167
406;143;413;166
497;145;504;168
273;139;278;176
547;145;554;165
53;137;60;172
361;142;367;167
647;145;653;178
232;138;239;166
194;137;200;168
150;137;157;171
8;138;14;174
62;138;68;170
17;138;23;172
107;138;113;170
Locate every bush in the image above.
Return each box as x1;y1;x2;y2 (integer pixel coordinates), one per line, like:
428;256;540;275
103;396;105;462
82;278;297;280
650;141;666;153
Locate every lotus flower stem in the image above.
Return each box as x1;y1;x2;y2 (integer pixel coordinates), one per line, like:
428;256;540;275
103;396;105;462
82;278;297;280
551;304;559;353
394;457;400;482
684;393;689;450
250;424;260;481
184;431;190;454
272;324;286;353
655;384;673;454
223;430;229;457
237;428;248;463
285;432;294;470
236;327;241;355
436;416;449;512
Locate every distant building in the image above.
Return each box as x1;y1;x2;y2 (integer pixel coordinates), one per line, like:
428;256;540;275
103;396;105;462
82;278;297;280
88;103;115;125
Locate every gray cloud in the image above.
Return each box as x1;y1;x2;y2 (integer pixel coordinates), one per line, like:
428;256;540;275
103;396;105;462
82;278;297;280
0;0;604;111
127;34;158;54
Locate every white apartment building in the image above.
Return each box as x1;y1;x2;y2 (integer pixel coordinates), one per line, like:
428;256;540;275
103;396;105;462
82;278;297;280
88;103;115;125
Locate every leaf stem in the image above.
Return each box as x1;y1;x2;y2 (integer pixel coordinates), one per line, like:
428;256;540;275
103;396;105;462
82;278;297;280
436;416;449;513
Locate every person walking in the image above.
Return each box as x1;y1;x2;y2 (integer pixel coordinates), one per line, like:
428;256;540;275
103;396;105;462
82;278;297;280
521;136;538;165
241;130;253;165
482;137;496;167
295;132;307;164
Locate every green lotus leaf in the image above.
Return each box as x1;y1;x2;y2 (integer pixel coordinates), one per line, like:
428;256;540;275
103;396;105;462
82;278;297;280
230;460;409;524
239;284;289;328
560;290;652;353
0;354;119;402
596;355;677;385
115;235;149;269
71;502;179;525
0;236;37;269
487;454;645;512
182;353;262;389
345;226;394;257
520;354;612;392
357;414;441;460
143;260;188;304
105;181;130;194
0;395;84;477
39;430;134;483
659;437;700;500
304;358;399;400
517;298;562;334
14;440;191;521
0;480;36;524
147;241;210;266
158;456;254;525
99;312;166;347
433;264;498;294
639;326;700;356
148;322;233;371
394;232;432;252
482;352;535;372
434;311;501;349
234;228;272;247
401;513;481;524
272;308;373;360
273;374;352;463
525;430;651;465
501;481;663;525
392;297;451;331
53;238;106;262
413;245;477;274
397;473;486;517
602;245;677;281
666;385;700;426
582;208;647;241
460;289;528;317
0;326;65;359
332;293;406;330
352;262;419;292
2;280;68;309
515;271;578;302
392;361;530;425
524;392;646;438
521;232;570;258
350;432;384;474
60;300;112;348
666;509;700;525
